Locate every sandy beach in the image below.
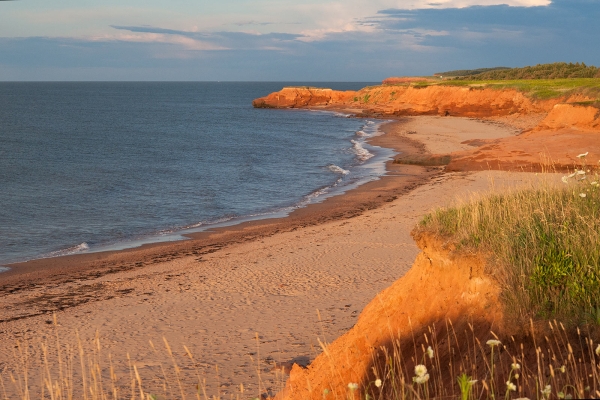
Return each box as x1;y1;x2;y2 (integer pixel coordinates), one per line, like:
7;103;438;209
0;116;536;398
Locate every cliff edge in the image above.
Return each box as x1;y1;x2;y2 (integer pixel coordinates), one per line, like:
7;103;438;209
254;84;600;171
276;233;501;400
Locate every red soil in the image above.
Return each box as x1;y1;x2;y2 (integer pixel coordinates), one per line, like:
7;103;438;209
276;233;502;400
447;104;600;172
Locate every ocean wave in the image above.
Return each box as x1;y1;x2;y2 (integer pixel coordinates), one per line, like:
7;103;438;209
355;130;368;136
327;164;350;175
0;266;10;273
351;140;374;161
332;112;352;118
47;242;90;257
180;215;236;231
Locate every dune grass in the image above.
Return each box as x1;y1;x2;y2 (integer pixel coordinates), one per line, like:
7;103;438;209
415;158;600;328
351;319;600;400
0;315;285;400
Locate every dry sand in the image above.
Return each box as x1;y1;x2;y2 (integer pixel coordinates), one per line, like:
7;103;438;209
0;116;543;398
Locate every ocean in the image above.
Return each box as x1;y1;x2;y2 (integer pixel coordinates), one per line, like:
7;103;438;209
0;82;392;269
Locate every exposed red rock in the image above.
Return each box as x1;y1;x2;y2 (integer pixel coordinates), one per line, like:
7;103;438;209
252;87;356;108
446;104;600;171
253;85;554;117
276;233;501;400
254;85;600;172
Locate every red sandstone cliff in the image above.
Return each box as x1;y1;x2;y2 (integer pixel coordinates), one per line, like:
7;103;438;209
253;85;554;117
254;85;600;171
446;103;600;171
252;87;356;108
276;234;501;400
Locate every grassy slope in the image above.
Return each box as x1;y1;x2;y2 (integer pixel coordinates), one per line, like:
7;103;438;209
402;78;600;100
415;164;600;328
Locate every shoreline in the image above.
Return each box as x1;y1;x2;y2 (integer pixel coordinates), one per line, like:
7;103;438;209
0;118;437;306
0;114;392;272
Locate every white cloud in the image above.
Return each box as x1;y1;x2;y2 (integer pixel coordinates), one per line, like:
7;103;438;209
262;0;550;42
91;32;228;51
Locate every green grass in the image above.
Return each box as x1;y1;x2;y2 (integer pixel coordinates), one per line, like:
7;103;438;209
378;78;600;100
436;78;600;99
415;161;600;327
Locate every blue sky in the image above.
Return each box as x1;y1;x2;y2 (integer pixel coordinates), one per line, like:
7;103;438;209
0;0;597;81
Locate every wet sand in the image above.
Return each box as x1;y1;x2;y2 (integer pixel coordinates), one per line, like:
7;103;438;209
0;116;526;398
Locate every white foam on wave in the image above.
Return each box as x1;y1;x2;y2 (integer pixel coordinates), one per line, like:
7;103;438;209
355;130;368;137
351;139;374;162
327;164;350;175
332;112;352;118
47;242;90;258
179;215;236;231
0;266;10;273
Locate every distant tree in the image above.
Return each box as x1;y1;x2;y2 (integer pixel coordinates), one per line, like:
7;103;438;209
455;62;599;80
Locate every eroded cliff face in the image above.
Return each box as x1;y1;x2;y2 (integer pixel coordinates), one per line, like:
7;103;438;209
446;104;600;172
536;103;600;131
253;85;554;117
252;87;356;108
253;85;600;172
276;234;501;400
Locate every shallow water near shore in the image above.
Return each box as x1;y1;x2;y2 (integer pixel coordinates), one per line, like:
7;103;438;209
0;82;388;266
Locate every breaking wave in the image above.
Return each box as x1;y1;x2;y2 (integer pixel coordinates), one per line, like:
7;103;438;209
327;164;350;175
351;140;374;161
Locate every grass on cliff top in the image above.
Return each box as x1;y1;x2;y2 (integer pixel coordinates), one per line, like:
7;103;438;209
416;158;600;328
415;78;600;100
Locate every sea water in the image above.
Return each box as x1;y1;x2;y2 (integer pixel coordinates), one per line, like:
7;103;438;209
0;82;392;268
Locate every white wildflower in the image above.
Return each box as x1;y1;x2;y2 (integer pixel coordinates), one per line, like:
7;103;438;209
347;383;358;391
413;374;430;384
486;339;501;347
374;379;382;388
580;193;587;198
560;365;566;373
511;363;521;370
595;344;600;356
562;176;569;184
577;170;586;175
414;364;428;377
568;171;577;178
542;384;552;398
506;381;517;391
426;346;434;359
515;373;520;379
577;152;589;158
591;181;599;187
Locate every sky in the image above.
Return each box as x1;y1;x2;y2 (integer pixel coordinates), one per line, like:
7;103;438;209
0;0;598;81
